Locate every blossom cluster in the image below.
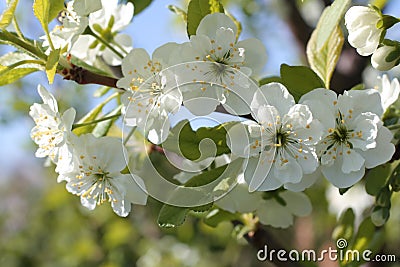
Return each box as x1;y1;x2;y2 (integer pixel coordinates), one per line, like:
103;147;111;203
44;0;133;65
30;85;147;217
28;0;400;225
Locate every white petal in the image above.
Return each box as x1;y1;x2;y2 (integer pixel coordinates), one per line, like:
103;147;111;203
237;38;267;76
322;155;365;188
196;13;237;38
119;174;148;205
299;88;336;131
284;168;321;192
37;85;58;112
257;199;293;228
227;122;261;158
273;153;303;184
216;183;262;213
341;148;365;174
244;153;280;192
281;191;312;216
358;126;395;168
254;83;294;115
153;42;181;67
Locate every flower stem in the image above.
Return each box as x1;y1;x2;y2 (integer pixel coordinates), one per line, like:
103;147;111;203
123;126;137;145
72;113;122;130
90;30;124;59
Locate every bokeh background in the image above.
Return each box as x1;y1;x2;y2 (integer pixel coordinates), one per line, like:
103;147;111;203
0;0;399;266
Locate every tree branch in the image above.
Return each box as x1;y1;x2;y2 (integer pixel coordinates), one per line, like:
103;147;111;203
61;65;119;88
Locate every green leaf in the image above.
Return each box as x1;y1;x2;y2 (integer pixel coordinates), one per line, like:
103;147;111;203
259;76;283;86
186;0;224;37
92;106;122;138
0;66;37;86
371;206;390;226
279;64;325;101
365;162;396;196
307;25;344;88
93;86;112;98
73;103;107;136
332;208;355;242
158;205;189;228
316;0;351;50
127;0;153;15
185;164;228;187
162;120;236;161
0;31;46;60
0;0;19;30
48;0;65;21
33;0;50;33
351;218;376;251
204;208;238;227
45;48;60;84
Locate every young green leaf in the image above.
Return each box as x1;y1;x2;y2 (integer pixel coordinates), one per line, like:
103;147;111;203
186;0;224;37
364;161;396;196
203;209;238;228
280;64;325;101
0;65;38;86
332;208;355;242
128;0;153;15
45;48;60;84
48;0;65;22
33;0;51;33
92;106;122;138
307;25;344;88
162;120;236;161
0;0;19;30
158;204;189;228
316;0;351;50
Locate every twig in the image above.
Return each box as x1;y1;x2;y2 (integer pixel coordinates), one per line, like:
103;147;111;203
61;65;120;88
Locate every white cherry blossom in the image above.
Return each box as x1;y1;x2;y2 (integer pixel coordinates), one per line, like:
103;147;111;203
58;134;147;217
29;85;76;165
117;43;183;144
300;88;395;188
345;6;383;56
178;13;266;116
227;83;323;192
70;0;133;65
42;0;99;54
374;74;400;111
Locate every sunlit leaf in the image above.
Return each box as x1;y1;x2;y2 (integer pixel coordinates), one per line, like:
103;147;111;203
92;106;122;138
0;65;37;86
0;0;19;30
316;0;350;50
307;25;344;88
45;48;60;84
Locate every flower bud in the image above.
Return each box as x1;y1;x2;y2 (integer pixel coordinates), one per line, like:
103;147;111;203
371;45;400;71
345;6;383;56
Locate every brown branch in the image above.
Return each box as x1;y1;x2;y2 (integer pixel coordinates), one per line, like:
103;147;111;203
60;65;119;88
